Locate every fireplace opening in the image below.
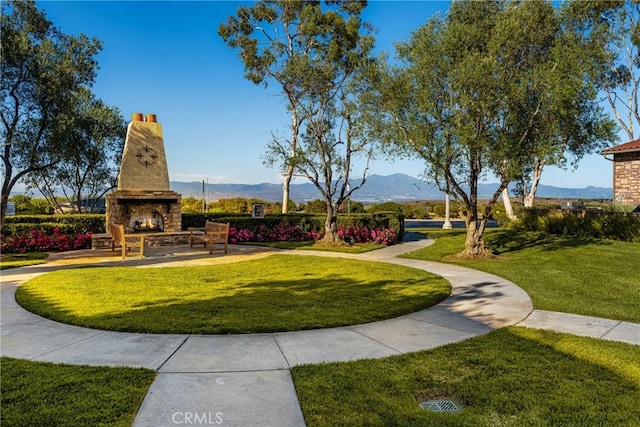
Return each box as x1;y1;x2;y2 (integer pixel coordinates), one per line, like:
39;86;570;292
129;211;164;233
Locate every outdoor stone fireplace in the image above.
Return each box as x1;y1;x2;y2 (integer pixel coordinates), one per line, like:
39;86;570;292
106;190;181;233
93;113;187;249
106;112;182;233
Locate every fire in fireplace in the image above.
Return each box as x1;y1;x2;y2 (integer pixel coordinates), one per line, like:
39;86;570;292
130;211;164;232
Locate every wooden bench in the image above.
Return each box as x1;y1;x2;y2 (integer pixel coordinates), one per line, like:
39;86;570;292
110;223;145;258
188;221;230;254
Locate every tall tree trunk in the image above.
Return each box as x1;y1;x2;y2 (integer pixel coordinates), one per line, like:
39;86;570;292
460;180;507;259
322;202;341;243
461;159;491;257
282;107;300;214
502;187;516;220
1;159;14;229
524;160;544;208
463;212;489;258
0;191;9;230
282;167;293;214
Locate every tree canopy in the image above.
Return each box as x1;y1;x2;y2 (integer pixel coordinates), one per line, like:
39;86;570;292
24;88;125;213
1;0;104;224
360;0;616;256
219;0;375;216
222;0;376;242
563;0;639;141
508;0;618;207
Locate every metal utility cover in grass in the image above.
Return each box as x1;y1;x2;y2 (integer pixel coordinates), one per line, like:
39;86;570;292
420;400;462;413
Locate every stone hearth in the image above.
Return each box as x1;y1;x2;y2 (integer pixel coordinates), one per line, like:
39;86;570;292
106;190;181;233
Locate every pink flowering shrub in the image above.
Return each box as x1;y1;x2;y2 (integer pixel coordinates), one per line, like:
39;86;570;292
338;225;397;245
229;222;321;243
1;228;93;253
228;221;396;245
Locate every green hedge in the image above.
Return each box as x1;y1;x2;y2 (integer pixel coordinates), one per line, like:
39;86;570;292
182;212;405;242
3;212;405;242
181;213;321;231
508;210;640;242
2;215;106;236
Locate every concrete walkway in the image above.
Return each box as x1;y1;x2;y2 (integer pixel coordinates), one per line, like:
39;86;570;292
1;235;638;426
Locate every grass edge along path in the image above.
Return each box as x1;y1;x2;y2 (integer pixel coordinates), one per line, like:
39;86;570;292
292;327;640;427
0;252;48;270
0;357;156;427
402;229;640;323
15;254;450;334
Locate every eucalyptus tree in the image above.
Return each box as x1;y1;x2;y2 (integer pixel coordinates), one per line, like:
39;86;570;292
221;1;375;242
266;79;376;243
362;0;615;257
563;0;639;140
25;88;125;213
219;0;374;215
501;0;617;208
360;1;509;257
260;2;376;243
1;0;102;225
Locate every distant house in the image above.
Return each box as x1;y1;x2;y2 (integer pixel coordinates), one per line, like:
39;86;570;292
602;139;640;205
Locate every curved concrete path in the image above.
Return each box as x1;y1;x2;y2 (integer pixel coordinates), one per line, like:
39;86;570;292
1;235;637;426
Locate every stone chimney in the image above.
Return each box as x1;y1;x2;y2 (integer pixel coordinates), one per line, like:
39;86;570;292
105;113;182;234
117;113;170;191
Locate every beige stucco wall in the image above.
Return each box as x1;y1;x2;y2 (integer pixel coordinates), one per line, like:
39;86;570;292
613;151;640;205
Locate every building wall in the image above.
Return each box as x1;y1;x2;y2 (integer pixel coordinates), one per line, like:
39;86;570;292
613;151;640;205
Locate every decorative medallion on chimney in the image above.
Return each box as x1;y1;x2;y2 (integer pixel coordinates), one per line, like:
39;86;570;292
136;145;158;167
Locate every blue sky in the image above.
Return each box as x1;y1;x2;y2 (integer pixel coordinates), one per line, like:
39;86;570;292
35;0;619;190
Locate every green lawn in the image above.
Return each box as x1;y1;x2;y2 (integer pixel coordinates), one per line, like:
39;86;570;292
0;252;49;270
6;233;640;426
245;240;386;252
15;254;449;334
292;327;640;426
0;357;155;426
402;229;640;322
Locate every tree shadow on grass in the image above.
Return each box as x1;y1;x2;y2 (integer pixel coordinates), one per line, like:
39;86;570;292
14;268;531;334
485;230;612;255
15;272;451;334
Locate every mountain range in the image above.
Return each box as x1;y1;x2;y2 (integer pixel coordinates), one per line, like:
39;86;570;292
170;173;613;203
